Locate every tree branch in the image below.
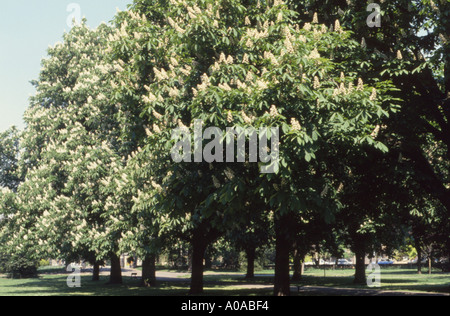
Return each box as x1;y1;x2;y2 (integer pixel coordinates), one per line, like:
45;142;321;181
403;143;450;214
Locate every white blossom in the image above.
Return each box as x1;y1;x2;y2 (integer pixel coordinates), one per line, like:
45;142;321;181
291;118;302;131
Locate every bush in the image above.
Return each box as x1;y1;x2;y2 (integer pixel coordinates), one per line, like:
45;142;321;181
0;253;7;273
220;249;241;270
1;255;39;279
437;259;450;272
39;259;50;267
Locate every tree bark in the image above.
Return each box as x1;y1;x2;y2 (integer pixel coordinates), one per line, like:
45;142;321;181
353;240;366;285
444;37;450;99
109;253;123;284
314;252;320;268
190;233;207;295
274;214;292;296
245;247;256;279
188;248;193;273
141;255;157;287
292;247;304;282
92;262;100;282
205;248;213;270
428;257;432;275
416;240;422;274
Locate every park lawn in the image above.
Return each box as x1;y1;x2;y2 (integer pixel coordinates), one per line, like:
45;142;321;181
297;268;450;294
0;274;192;297
198;268;450;294
372;269;450;293
0;274;274;297
0;267;448;296
0;267;273;296
202;268;450;294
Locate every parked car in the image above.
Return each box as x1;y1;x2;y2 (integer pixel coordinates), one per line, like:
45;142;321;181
378;259;394;265
337;259;352;266
307;259;325;265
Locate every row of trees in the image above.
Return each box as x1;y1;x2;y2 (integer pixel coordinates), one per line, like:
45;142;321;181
0;0;448;296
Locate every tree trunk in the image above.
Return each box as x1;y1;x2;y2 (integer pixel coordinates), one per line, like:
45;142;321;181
292;247;304;282
274;214;291;296
416;241;422;274
314;252;320;268
141;255;157;287
109;253;123;284
205;248;213;270
188;247;193;272
132;253;137;268
245;247;256;279
428;257;432;275
190;234;207;295
353;240;366;285
92;262;100;282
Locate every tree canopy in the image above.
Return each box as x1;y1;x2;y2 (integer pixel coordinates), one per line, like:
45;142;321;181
0;0;448;295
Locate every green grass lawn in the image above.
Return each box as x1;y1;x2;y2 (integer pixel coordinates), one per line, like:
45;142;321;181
0;271;186;296
0;267;448;296
298;267;450;294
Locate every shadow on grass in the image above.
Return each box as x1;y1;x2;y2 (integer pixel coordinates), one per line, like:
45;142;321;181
1;276;278;297
0;275;192;296
296;273;450;294
1;268;448;296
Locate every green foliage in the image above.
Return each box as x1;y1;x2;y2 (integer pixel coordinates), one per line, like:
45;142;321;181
0;253;38;279
105;0;398;254
0;127;21;191
0;22;130;266
0;0;448;295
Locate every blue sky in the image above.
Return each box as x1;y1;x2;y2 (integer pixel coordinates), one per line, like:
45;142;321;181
0;0;131;132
